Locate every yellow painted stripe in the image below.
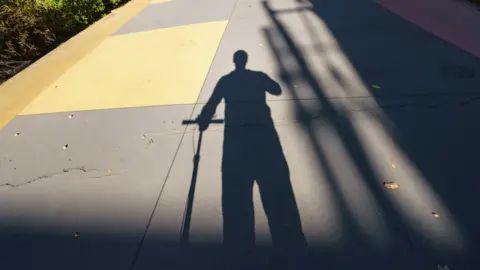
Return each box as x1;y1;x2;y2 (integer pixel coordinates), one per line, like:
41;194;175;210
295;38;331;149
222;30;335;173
0;0;152;128
20;20;228;115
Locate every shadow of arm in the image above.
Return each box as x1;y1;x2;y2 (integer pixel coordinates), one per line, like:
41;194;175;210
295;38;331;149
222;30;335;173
197;77;225;129
262;72;282;96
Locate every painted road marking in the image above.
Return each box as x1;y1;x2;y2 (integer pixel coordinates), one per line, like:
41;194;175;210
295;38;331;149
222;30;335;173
0;0;153;128
20;20;228;115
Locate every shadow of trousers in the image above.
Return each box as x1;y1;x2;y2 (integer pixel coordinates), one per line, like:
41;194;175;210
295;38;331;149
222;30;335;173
221;125;307;268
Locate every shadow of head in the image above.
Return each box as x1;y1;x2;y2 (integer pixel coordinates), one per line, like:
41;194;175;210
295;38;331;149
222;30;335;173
234;50;248;71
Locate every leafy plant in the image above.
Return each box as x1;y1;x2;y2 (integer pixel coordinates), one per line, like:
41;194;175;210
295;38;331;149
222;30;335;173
0;0;55;82
42;0;107;33
0;0;130;83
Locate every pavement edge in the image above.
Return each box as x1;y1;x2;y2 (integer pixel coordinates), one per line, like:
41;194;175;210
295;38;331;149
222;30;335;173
0;0;152;129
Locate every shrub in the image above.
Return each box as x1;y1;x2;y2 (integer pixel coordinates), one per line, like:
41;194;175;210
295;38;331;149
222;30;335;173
42;0;107;33
0;0;129;83
105;0;124;9
0;0;55;82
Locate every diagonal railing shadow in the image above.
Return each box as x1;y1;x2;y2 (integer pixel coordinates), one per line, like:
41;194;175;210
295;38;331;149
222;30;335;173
261;0;477;268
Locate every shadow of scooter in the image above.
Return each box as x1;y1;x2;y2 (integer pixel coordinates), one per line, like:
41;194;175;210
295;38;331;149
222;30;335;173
180;118;224;249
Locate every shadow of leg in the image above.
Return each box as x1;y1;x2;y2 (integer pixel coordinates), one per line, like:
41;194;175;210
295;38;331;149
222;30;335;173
255;128;307;269
222;165;256;269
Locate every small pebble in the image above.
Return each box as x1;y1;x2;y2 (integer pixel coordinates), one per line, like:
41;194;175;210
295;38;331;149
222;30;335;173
437;264;450;270
14;133;20;137
68;114;73;119
63;144;69;150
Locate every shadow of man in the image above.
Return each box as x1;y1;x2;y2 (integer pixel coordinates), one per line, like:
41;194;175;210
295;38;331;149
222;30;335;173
197;50;307;269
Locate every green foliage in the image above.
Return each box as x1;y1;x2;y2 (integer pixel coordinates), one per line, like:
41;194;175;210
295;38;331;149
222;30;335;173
0;0;129;83
105;0;124;8
42;0;107;33
0;0;55;82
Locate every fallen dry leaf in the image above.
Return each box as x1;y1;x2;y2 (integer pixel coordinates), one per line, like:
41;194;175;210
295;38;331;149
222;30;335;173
383;181;399;190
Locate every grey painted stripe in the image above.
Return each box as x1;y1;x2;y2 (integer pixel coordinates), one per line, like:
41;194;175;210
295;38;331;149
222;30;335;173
0;104;195;188
114;0;238;35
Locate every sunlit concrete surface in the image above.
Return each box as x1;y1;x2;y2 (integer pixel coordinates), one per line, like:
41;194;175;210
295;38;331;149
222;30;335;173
115;0;237;35
0;105;193;269
2;0;480;269
151;0;171;4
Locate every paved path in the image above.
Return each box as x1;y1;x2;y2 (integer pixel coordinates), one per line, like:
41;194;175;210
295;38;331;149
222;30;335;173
1;0;480;269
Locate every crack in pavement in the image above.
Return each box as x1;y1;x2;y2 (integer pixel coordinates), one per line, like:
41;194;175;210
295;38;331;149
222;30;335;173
0;166;99;189
185;96;480;134
88;169;129;179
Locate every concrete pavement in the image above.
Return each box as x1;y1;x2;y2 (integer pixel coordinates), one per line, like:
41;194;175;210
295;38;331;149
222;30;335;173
1;0;480;269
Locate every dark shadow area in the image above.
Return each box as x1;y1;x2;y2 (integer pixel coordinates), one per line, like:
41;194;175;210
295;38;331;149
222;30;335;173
262;0;480;269
195;50;307;270
310;0;480;260
0;228;292;270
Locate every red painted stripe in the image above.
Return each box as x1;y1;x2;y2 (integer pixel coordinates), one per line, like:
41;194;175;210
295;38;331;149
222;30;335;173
377;0;480;59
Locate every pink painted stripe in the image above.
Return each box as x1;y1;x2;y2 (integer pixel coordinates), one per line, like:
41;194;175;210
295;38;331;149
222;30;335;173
377;0;480;59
